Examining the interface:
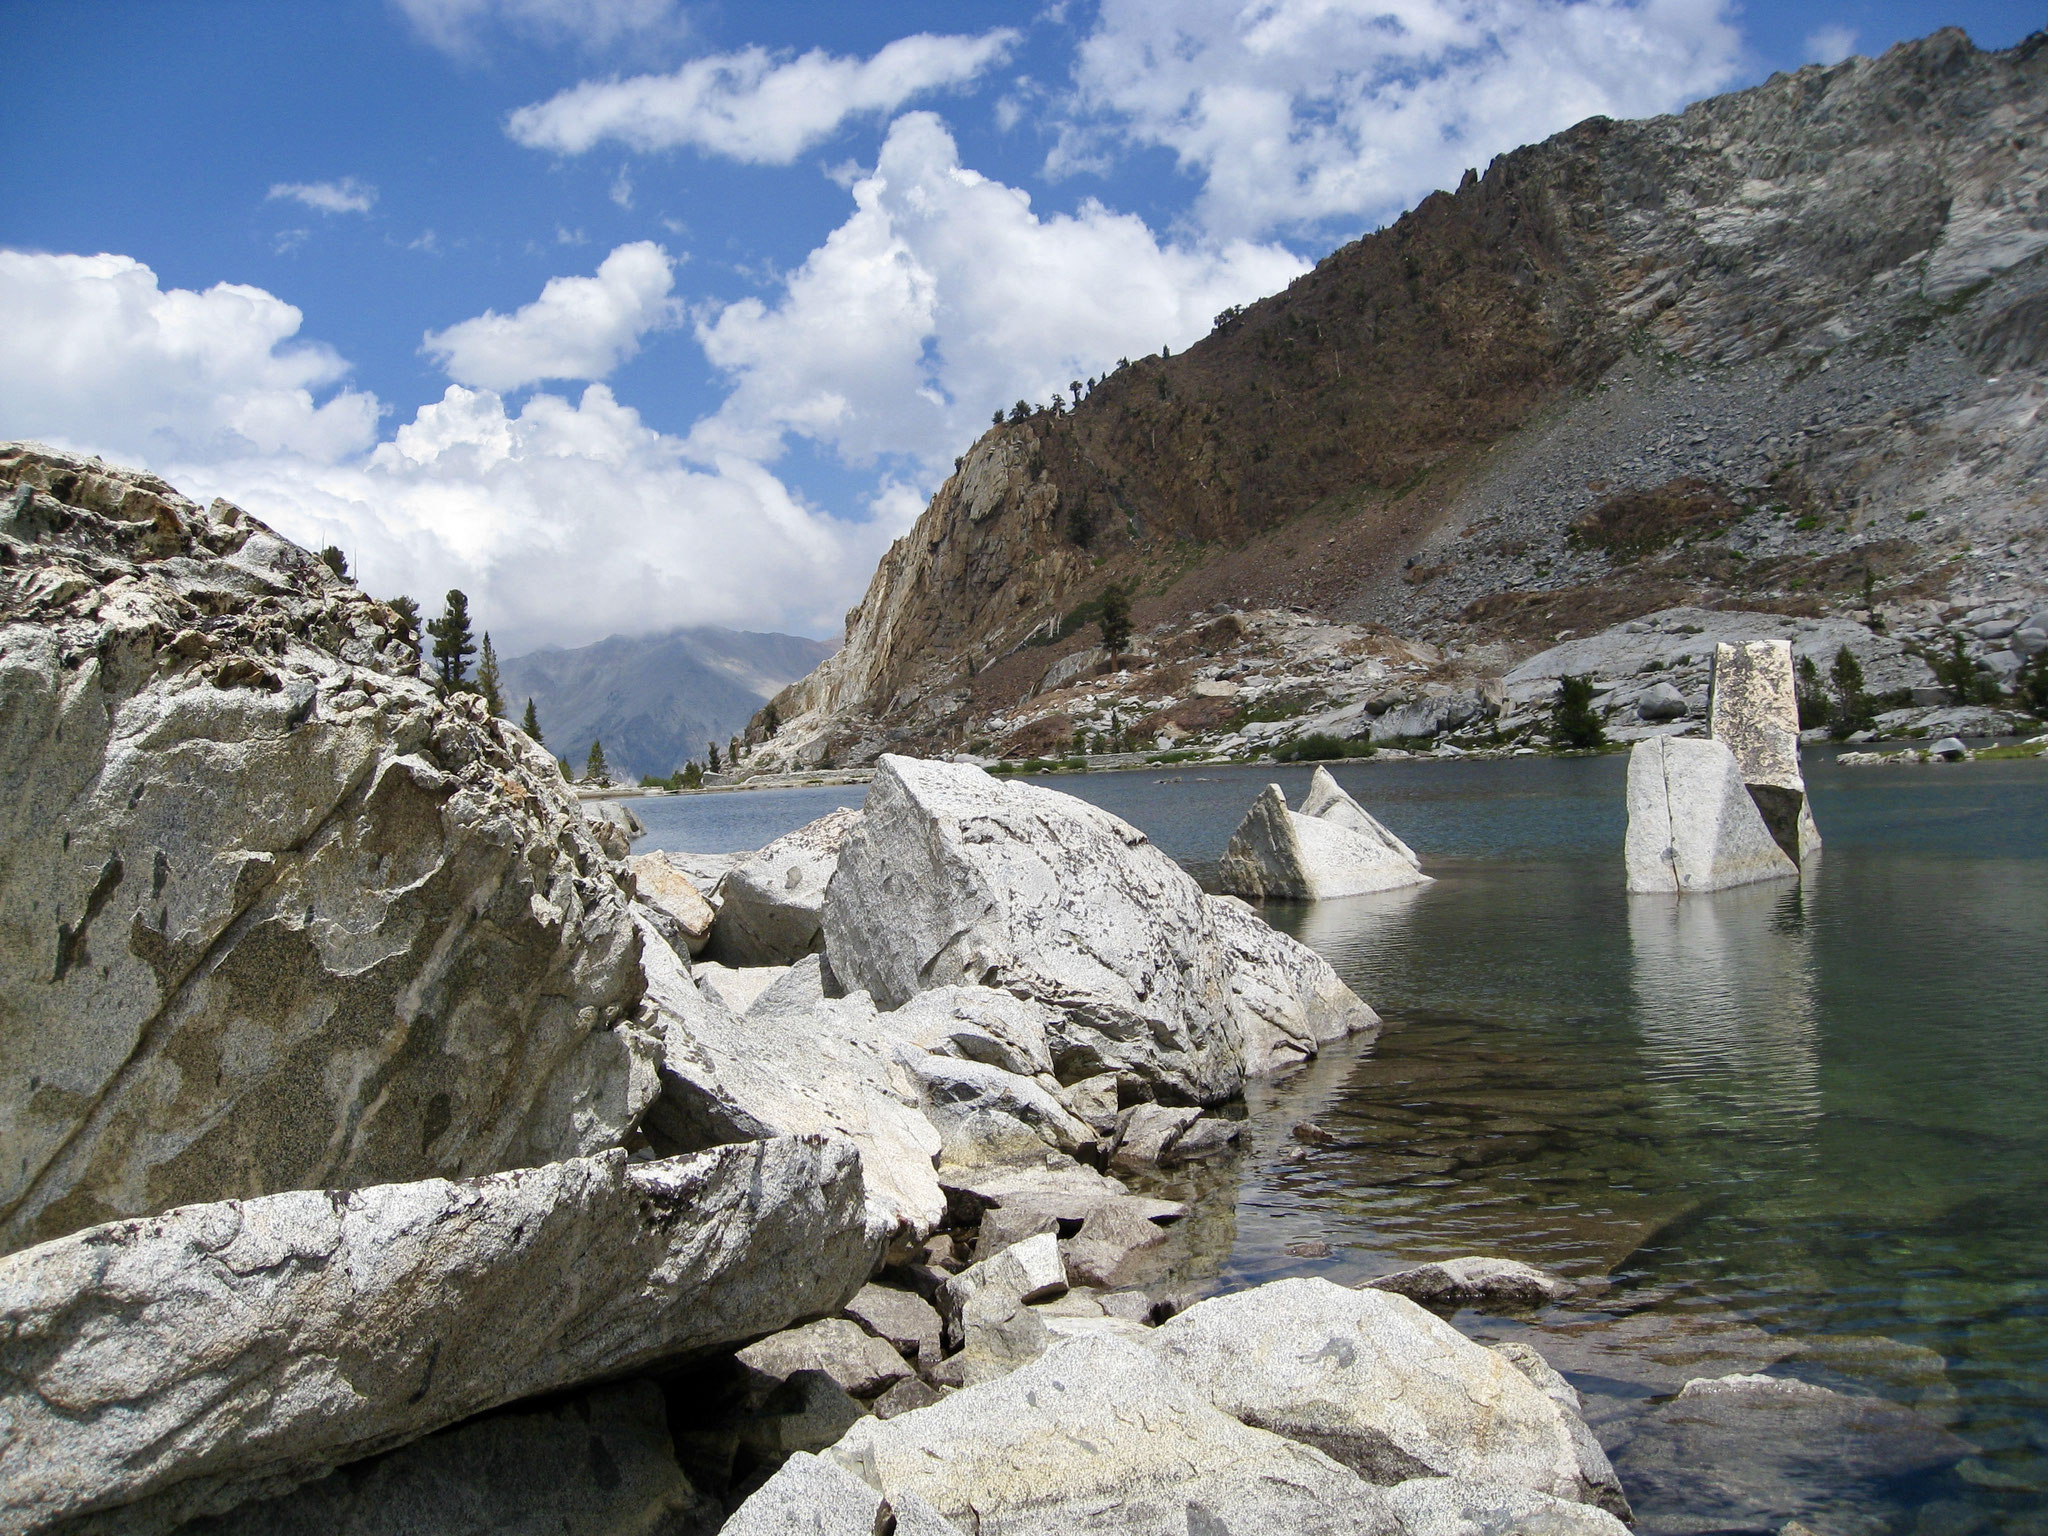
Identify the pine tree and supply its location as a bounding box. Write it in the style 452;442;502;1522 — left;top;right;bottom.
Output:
1795;655;1833;731
386;595;421;649
521;697;544;745
1829;645;1871;738
426;590;477;692
1552;675;1606;751
585;739;609;784
707;740;722;773
476;633;504;716
318;545;348;579
1099;583;1132;654
729;734;741;765
762;701;781;737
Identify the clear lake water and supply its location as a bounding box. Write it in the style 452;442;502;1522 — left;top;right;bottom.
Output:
638;754;2048;1534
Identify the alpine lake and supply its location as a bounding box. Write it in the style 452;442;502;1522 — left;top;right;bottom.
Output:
635;751;2048;1535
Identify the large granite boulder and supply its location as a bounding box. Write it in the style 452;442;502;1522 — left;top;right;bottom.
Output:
637;933;947;1244
1624;737;1799;894
0;447;652;1256
824;756;1375;1103
1207;893;1380;1075
1147;1278;1627;1514
1301;765;1423;867
0;1135;880;1534
1218;781;1431;901
172;1379;721;1536
708;806;862;965
825;1333;1404;1535
1706;640;1820;862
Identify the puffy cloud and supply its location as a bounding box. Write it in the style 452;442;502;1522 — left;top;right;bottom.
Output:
422;240;679;390
1805;25;1857;64
178;385;892;649
0;246;900;651
1063;0;1744;239
392;0;686;54
267;177;377;215
506;31;1018;161
0;250;380;464
690;112;1307;471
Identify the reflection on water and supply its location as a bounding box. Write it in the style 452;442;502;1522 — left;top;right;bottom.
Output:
1627;881;1821;1132
647;755;2048;1531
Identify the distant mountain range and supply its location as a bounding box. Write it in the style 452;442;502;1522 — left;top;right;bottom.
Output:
500;627;835;781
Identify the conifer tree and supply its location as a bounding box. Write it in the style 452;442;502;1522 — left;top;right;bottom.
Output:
1552;674;1606;751
318;545;348;579
707;740;722;773
476;633;504;716
1099;583;1133;654
386;595;421;649
585;739;609;784
427;590;477;692
521;697;544;744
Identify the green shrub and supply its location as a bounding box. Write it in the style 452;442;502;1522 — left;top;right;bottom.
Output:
1273;734;1374;762
1551;674;1606;751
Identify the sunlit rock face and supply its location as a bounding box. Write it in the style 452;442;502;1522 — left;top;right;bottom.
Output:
0;445;655;1255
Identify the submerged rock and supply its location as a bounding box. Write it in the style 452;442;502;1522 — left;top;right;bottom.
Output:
1624;737;1799;894
0;446;652;1257
1218;779;1431;901
0;1136;879;1534
1365;1256;1576;1310
708;806;862;966
1706;640;1820;862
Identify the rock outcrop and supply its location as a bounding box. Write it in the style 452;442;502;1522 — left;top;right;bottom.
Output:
1365;1255;1576;1309
707;806;862;965
628;851;716;955
1624;736;1800;894
825;1333;1405;1534
823;756;1379;1104
0;446;651;1256
637;932;947;1245
1707;640;1821;863
0;1136;879;1533
1218;773;1431;900
748;32;2048;767
1149;1279;1628;1514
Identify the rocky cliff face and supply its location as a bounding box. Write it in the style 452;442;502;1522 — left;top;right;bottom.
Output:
0;445;654;1254
756;29;2048;768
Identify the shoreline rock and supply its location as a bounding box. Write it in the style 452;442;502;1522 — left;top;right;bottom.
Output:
0;1136;880;1534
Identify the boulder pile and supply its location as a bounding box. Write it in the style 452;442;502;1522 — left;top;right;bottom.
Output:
0;447;1437;1533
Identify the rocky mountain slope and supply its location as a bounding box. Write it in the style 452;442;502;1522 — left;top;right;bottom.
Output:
752;28;2048;769
501;626;833;780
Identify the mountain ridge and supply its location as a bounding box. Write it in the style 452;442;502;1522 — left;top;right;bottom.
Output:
748;27;2048;769
501;626;833;780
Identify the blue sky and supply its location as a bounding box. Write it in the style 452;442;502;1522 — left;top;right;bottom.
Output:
0;0;2035;651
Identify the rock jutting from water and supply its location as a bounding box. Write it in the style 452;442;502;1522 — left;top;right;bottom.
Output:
1218;766;1432;901
1707;639;1821;863
1625;736;1800;894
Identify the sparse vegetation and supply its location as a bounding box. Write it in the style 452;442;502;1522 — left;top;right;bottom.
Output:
1273;734;1374;762
1551;674;1606;751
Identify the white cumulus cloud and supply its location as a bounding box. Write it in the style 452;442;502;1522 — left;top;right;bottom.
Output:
690;111;1308;472
0;247;901;651
1062;0;1744;239
506;31;1018;161
0;250;380;464
267;177;378;215
421;240;679;391
1804;25;1857;64
392;0;686;54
